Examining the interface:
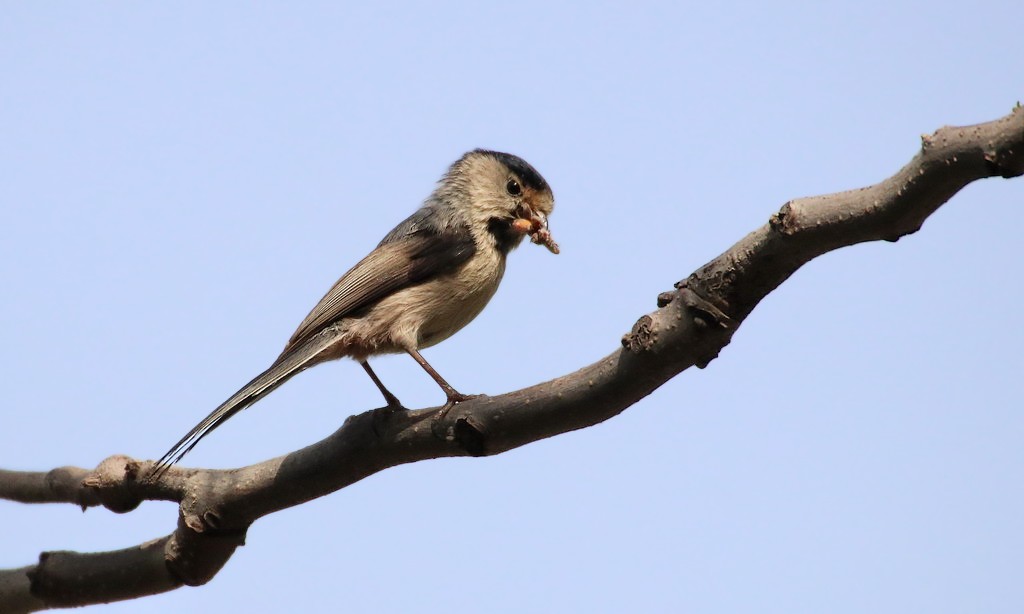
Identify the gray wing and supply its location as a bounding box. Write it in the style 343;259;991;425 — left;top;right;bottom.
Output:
282;216;476;355
148;210;476;478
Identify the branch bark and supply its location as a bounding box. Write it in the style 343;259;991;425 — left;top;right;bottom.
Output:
2;106;1022;611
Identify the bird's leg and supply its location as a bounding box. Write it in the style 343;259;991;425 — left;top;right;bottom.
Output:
360;360;403;408
362;360;405;438
405;348;476;409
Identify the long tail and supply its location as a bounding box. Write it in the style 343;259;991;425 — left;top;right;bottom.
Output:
148;330;340;480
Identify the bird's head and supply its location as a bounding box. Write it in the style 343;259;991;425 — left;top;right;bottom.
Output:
440;149;559;254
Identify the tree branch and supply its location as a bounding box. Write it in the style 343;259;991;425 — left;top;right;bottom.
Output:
2;106;1021;611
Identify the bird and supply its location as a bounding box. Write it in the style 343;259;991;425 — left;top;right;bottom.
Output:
149;149;558;478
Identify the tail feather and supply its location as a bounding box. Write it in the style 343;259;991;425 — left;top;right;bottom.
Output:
149;331;339;480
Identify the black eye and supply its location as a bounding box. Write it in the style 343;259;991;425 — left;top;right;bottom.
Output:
506;179;522;196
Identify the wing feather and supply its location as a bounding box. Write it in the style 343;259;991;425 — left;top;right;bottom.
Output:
282;219;475;355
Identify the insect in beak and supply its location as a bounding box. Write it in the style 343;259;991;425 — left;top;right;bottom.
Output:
512;208;559;254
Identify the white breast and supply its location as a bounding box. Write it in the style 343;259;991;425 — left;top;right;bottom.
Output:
335;245;507;357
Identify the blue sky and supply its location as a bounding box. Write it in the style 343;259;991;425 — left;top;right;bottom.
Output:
2;3;1022;612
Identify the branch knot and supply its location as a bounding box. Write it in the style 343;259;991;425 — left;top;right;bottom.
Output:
621;315;656;353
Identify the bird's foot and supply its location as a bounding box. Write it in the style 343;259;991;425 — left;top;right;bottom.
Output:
381;390;404;409
430;392;481;436
371;399;406;438
440;391;481;416
445;391;479;406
